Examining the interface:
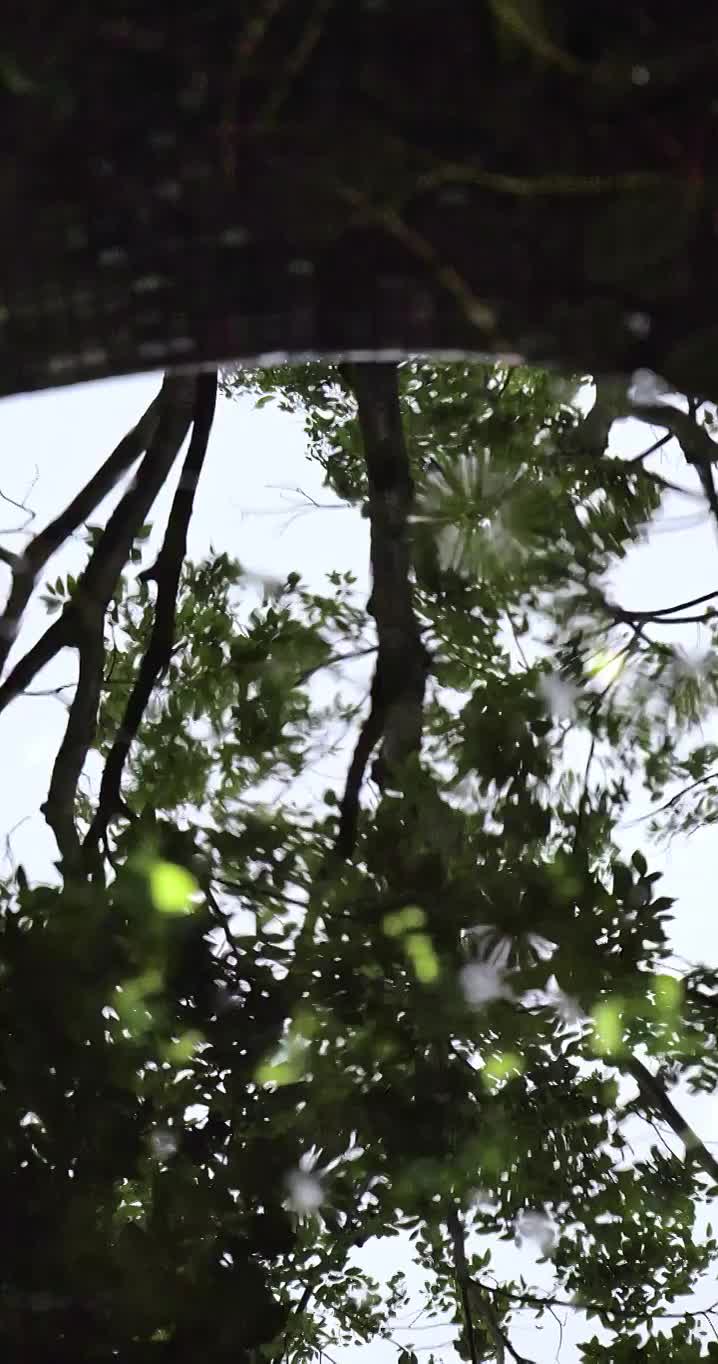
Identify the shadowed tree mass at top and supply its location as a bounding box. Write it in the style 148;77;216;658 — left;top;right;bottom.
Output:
0;2;717;396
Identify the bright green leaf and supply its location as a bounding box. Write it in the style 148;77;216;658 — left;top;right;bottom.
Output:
383;906;427;938
148;860;198;915
654;973;683;1016
404;932;440;984
163;1030;204;1065
481;1051;524;1090
591;999;625;1055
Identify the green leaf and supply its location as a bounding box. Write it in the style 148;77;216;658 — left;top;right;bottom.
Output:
591;999;625;1056
163;1030;204;1065
481;1052;524;1090
404;932;440;984
382;906;426;938
147;860;198;915
653;973;682;1016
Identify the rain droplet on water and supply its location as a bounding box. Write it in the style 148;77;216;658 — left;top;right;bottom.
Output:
514;1210;557;1255
287;258;315;276
150;1127;178;1160
628;368;671;405
538;672;578;720
624;311;651;338
460;962;511;1008
545;980;583;1024
286;1169;323;1214
220;227;250;248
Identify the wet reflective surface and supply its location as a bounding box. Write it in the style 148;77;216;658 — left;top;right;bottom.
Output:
1;360;718;1361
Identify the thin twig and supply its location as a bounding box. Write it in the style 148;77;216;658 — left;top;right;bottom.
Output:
627;1056;718;1185
0;482;36;529
573;732;597;854
506;606;530;670
294;644;377;690
636;466;704;501
256;0;334;128
626;432;672;465
629;769;718;825
698;461;718;539
629;402;718;467
0;384;163;681
475;1280;718;1328
607;586;718;625
24;682;76;697
334;182;495;334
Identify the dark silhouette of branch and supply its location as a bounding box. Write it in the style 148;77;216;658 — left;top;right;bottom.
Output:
635;611;710;624
683;394;718;535
626;432;672;465
84;372;217;854
569;382;718;476
24;682;75;697
626;1056;718;1187
0;470;38;532
0;614;74;714
448;1206;535;1364
0;383;163;680
35;377;196;867
559;411;666;468
43;628;106;867
334;363;428;859
568;716;718;1192
627;401;718;466
637;770;718;824
446;1206;479;1364
472;1281;718;1330
609;410;699;499
336;705;385;860
334;181;495;334
607;587;718;627
634;466;704;501
629;398;718;528
573;733;597;856
294;643;377;691
282;1177;380;1364
0;486;34;518
698;461;718;536
0;375;194;720
558;401;702;498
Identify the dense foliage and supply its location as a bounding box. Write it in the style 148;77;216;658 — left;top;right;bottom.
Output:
3;359;718;1361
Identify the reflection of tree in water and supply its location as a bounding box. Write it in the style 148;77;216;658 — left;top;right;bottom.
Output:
3;358;718;1359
